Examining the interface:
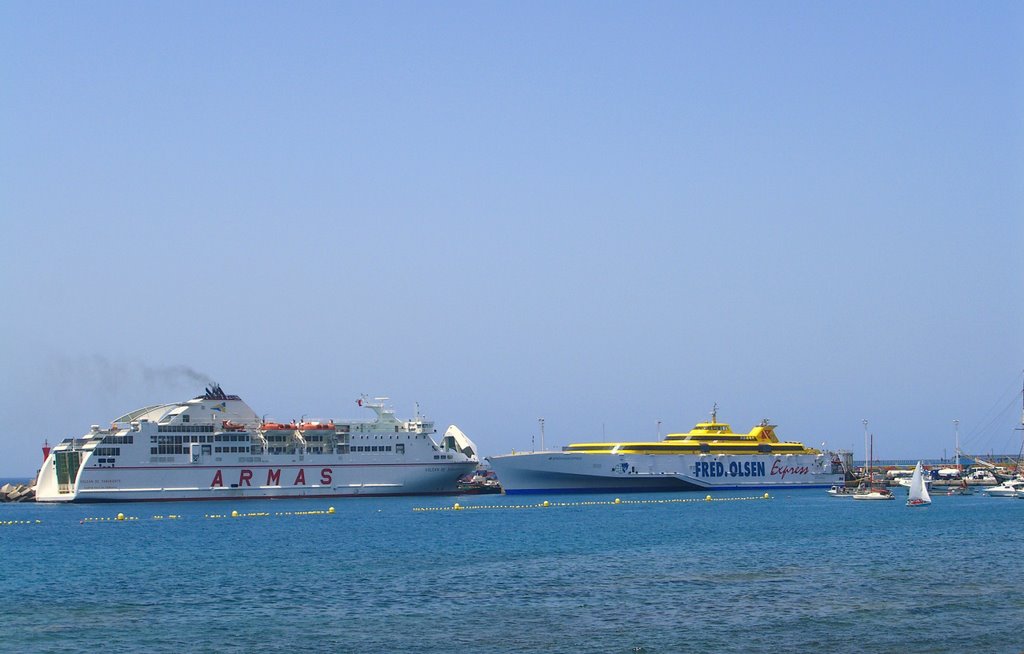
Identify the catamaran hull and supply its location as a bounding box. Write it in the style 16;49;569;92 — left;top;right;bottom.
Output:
487;451;842;495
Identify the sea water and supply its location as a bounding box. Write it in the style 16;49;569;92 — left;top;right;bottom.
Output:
1;486;1022;654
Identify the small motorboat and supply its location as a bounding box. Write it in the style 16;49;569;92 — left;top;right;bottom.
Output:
982;478;1024;497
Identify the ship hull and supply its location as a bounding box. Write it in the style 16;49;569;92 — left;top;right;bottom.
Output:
36;459;476;502
488;451;842;495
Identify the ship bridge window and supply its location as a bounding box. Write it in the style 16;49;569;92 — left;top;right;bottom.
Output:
102;434;134;445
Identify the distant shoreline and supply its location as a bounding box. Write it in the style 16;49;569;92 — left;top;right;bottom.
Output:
0;476;34;485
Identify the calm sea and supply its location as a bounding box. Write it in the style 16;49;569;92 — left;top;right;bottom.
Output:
1;484;1022;654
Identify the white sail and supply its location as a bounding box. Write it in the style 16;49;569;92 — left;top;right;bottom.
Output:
908;461;931;505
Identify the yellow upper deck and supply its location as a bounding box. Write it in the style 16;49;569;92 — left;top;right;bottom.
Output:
562;417;820;456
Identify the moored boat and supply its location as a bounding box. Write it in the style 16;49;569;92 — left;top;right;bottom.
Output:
35;385;479;502
851;433;895;501
850;488;894;501
827;485;854;497
487;405;849;495
981;478;1024;497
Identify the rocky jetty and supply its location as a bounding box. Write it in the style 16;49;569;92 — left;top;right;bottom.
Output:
1;482;35;502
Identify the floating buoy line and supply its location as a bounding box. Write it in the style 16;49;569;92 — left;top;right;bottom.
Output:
77;507;337;523
413;493;771;512
205;508;335;520
57;495;772;523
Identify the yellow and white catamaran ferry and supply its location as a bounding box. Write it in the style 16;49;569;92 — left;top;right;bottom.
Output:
487;405;849;495
35;385;480;502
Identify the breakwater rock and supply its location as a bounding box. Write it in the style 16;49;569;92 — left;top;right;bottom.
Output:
1;482;35;502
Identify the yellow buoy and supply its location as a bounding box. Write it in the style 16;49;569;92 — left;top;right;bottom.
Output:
328;506;335;514
542;500;550;507
116;512;125;521
705;495;712;502
231;510;239;518
763;492;770;499
614;498;621;504
453;503;461;511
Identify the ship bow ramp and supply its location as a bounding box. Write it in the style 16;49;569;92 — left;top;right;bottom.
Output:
442;425;479;461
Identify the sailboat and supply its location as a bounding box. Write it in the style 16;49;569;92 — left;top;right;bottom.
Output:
906;461;931;507
981;377;1024;496
852;433;895;501
967;376;1024;491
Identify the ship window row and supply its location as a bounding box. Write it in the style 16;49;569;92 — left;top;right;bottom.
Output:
433;454;454;460
351;446;392;452
215;447;249;453
356;434;419;440
94;458;116;464
102;435;134;444
94;447;121;457
152;445;186;455
215;434;250;442
152;435;220;445
158;425;215;433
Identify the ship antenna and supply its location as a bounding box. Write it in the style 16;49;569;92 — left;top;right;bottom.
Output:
711;403;718;423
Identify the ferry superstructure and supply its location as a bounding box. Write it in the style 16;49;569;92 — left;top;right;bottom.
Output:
35;385;479;502
487;406;849;494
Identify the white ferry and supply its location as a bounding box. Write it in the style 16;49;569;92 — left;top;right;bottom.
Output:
487;406;850;495
35;385;480;502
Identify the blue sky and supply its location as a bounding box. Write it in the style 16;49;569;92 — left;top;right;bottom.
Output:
2;2;1022;476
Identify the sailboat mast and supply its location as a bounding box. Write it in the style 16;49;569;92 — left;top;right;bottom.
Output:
954;419;960;472
1016;378;1024;475
869;433;873;488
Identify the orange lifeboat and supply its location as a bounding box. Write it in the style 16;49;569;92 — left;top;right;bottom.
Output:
221;420;248;432
261;421;297;431
299;421;335;431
